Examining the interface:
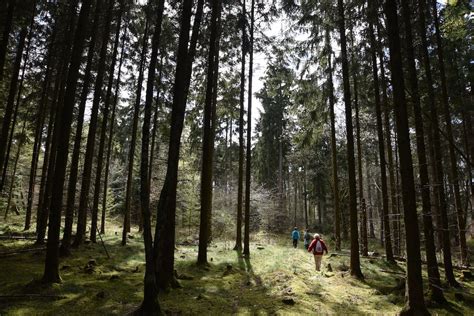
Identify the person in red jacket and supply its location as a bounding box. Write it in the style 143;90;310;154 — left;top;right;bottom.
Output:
307;233;328;271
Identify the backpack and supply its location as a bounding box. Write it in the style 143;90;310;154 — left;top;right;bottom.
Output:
314;240;322;254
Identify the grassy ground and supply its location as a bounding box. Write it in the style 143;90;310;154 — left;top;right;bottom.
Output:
0;219;473;315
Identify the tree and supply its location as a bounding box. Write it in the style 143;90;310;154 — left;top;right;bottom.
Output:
431;0;468;266
325;25;341;251
383;0;429;313
154;0;204;290
337;0;362;279
36;0;79;245
198;0;222;265
418;0;459;287
136;0;167;310
24;25;57;231
102;8;127;235
367;0;393;263
349;25;366;257
42;0;93;284
400;0;445;303
90;2;124;243
123;17;149;244
234;0;246;251
61;0;102;254
0;26;27;192
243;0;255;258
73;0;115;247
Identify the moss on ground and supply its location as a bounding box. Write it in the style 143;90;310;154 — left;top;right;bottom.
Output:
0;222;473;315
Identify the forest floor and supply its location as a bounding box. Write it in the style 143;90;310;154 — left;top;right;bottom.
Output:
0;219;474;315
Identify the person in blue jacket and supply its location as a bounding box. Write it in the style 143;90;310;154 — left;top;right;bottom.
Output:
291;227;300;248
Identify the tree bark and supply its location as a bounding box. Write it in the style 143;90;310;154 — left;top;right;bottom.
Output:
5;120;27;220
37;1;79;245
376;24;400;257
42;0;92;284
198;0;221;265
153;0;202;290
61;0;101;254
431;0;467;267
243;0;255;258
338;0;363;278
73;0;115;247
368;2;394;262
24;26;57;231
148;55;164;198
350;27;366;257
400;0;446;303
234;0;246;251
90;2;123;243
418;0;459;287
383;0;429;313
102;13;127;235
123;19;149;243
325;26;341;250
0;26;27;192
35;69;60;243
1;4;35;191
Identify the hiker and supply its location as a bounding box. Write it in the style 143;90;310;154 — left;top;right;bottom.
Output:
308;233;328;271
304;228;312;250
291;227;300;248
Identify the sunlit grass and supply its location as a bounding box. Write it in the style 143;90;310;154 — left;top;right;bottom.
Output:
0;219;473;315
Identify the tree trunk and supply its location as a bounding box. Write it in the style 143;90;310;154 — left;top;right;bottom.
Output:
234;0;246;251
243;0;255;258
148;55;164;197
418;0;459;287
102;14;126;235
376;24;400;257
73;0;115;247
5;120;27;220
368;2;394;262
350;27;366;257
381;84;400;256
90;2;123;243
294;176;298;227
303;168;308;229
136;0;167;311
1;5;35;191
431;0;467;266
338;0;363;279
0;26;27;191
0;0;15;81
197;0;221;265
25;27;57;231
61;0;101;254
153;0;202;290
383;0;429;313
366;159;375;238
400;0;445;303
37;1;79;244
35;71;59;242
325;26;341;251
123;19;149;243
42;0;92;284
